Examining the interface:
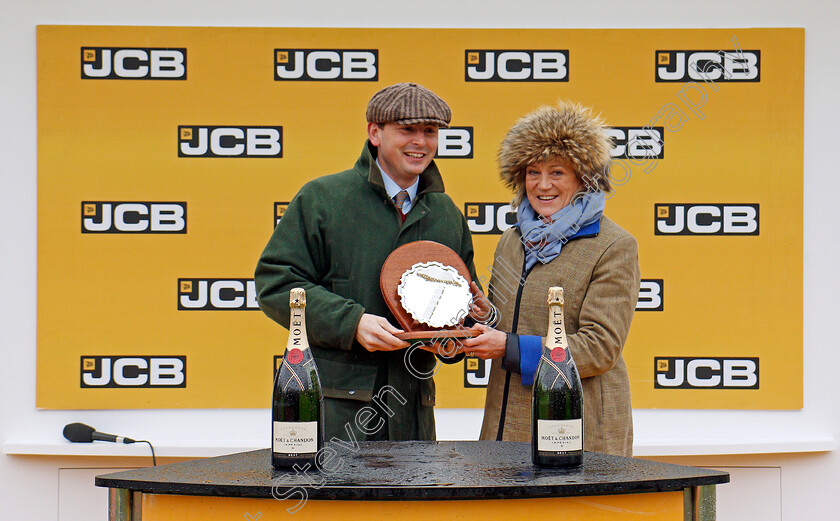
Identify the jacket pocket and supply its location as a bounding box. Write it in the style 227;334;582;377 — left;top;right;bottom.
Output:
317;356;377;402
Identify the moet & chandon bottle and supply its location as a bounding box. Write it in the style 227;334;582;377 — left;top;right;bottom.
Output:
272;288;324;468
531;287;584;467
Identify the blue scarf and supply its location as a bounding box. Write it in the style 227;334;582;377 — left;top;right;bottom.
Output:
517;192;605;271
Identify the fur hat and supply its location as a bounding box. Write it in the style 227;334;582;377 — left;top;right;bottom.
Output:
498;100;612;208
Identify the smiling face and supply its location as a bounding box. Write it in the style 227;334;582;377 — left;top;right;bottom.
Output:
368;122;439;188
524;158;583;218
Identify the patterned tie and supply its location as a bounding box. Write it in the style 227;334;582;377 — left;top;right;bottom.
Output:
393;190;409;222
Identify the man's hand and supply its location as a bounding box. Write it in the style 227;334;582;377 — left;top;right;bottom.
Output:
355;313;410;352
461;323;507;360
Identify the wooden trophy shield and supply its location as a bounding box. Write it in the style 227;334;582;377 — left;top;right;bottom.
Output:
380;241;476;347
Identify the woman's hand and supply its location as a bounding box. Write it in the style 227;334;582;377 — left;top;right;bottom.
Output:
468;281;494;324
461;323;507;360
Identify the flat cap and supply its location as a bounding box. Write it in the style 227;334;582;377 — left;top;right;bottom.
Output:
366;82;451;127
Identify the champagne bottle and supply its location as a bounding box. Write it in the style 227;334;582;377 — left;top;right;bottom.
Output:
272;288;324;468
531;287;584;467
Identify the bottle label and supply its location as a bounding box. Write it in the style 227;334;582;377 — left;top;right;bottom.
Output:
537;419;582;452
273;421;317;454
550;347;567;363
286;348;304;365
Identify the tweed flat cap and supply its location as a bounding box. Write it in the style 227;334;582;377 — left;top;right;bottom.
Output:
366;83;451;127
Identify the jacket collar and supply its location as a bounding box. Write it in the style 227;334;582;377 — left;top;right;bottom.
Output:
356;140;446;199
571;218;600;239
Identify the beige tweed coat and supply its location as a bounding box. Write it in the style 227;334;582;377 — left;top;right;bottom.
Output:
479;215;640;457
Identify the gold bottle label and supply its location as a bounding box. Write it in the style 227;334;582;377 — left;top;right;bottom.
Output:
546;287;569;356
286;288;310;355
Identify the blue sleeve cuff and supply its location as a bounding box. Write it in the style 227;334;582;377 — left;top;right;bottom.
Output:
519;335;543;386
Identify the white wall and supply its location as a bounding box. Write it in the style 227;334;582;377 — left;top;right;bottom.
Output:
3;1;839;520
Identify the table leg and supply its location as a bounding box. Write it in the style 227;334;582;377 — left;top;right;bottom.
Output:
109;488;142;521
684;485;716;521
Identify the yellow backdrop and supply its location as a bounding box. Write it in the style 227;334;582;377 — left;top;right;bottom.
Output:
37;26;803;409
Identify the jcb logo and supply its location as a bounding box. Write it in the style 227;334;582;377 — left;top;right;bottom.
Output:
655;50;760;82
178;126;282;158
655;204;759;235
274;202;290;227
274;49;378;81
435;127;474;158
464;356;492;388
81;47;186;80
608;127;664;159
637;279;664;311
654;357;759;389
81;202;186;233
464;203;516;235
178;278;259;310
81;356;186;388
465;50;568;81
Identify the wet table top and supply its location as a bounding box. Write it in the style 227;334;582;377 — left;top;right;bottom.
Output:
96;441;728;500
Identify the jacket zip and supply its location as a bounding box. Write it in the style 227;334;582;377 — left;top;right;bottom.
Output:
496;259;531;440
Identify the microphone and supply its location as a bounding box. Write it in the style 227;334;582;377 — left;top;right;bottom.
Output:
63;422;136;444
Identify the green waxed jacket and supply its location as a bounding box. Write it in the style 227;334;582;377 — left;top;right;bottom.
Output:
255;141;478;441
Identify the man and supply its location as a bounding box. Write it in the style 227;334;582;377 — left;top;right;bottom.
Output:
255;83;479;442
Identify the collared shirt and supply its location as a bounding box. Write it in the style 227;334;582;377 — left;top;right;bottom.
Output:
376;158;419;214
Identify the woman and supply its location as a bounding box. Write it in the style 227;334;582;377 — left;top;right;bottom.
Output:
463;101;640;456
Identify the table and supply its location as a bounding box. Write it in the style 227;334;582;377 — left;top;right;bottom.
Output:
96;441;728;520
